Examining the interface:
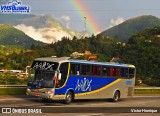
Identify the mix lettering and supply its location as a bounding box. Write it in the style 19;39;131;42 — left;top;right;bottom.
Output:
32;62;55;71
75;78;92;92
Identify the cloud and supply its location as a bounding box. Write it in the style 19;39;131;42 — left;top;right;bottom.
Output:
61;15;71;22
108;17;125;28
0;0;10;5
61;15;71;28
14;24;44;42
14;24;72;43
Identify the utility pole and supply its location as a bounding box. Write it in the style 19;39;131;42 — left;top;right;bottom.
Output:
84;17;86;38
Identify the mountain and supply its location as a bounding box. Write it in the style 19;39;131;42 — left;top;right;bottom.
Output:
0;24;45;48
0;14;82;43
99;15;160;42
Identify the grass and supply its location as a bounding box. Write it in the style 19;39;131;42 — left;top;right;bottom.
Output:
0;88;26;95
134;89;160;94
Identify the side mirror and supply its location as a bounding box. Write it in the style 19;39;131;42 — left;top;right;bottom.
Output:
58;73;62;80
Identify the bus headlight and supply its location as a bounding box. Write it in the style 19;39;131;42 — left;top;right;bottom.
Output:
45;91;53;94
26;88;31;95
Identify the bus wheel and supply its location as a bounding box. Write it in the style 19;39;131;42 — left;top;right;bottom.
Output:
112;90;120;102
64;91;73;104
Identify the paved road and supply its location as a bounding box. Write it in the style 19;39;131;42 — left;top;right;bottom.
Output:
0;95;159;116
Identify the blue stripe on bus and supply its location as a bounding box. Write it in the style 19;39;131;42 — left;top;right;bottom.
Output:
54;76;118;95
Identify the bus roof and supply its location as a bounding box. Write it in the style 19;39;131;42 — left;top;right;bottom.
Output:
70;59;135;68
34;57;70;63
34;57;135;68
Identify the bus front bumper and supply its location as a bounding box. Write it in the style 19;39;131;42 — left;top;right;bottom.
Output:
26;89;66;100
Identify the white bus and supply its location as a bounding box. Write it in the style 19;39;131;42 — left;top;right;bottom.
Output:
26;57;135;104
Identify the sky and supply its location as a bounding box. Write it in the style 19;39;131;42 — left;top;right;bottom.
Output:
2;0;160;34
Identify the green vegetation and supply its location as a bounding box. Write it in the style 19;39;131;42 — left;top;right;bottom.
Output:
0;74;27;85
0;26;159;86
0;14;82;38
0;16;160;87
0;24;44;49
47;35;117;61
0;44;55;70
124;27;160;86
45;27;160;86
0;88;26;95
0;45;25;53
100;15;160;42
134;89;160;94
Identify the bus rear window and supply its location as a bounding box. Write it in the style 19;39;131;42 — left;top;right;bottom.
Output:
120;68;135;78
129;68;135;78
120;68;128;78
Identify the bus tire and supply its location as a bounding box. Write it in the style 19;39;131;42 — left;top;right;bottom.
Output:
64;91;73;104
112;90;120;102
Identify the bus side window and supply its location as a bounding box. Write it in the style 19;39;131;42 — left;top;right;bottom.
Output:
102;67;107;76
115;67;119;77
86;65;92;75
92;65;101;76
110;67;114;76
129;68;134;78
70;63;80;75
75;64;80;75
102;66;110;76
79;64;92;76
70;64;76;75
81;65;87;75
110;67;118;77
97;66;101;76
92;66;97;75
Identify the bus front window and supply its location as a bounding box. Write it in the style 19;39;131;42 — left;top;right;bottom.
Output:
28;69;56;88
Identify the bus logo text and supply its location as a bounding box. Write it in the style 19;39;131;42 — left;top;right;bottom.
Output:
1;0;30;13
32;62;54;71
75;78;92;92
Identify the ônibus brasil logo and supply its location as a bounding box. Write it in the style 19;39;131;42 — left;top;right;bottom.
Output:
0;0;30;13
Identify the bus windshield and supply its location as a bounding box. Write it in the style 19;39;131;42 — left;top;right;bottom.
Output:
28;69;56;88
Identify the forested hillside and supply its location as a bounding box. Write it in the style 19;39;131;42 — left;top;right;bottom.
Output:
0;14;82;43
121;27;160;86
45;27;160;86
100;15;160;42
0;24;44;48
0;26;159;86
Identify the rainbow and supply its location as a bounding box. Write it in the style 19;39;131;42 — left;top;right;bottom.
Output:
69;0;100;34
